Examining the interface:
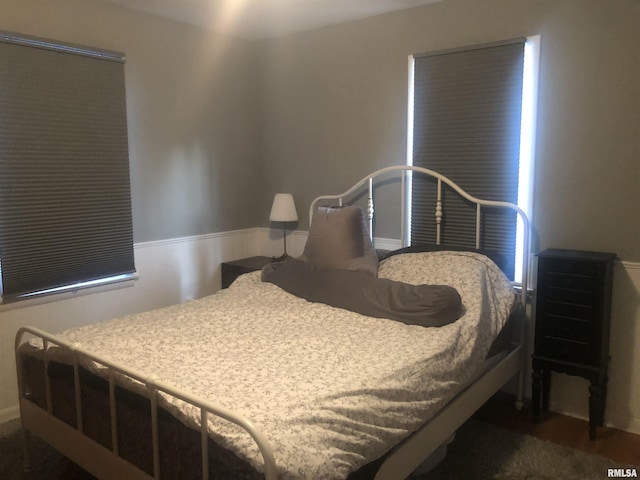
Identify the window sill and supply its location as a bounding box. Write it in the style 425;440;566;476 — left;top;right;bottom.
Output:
0;273;139;312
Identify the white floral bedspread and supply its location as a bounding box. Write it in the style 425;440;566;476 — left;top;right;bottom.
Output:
47;251;515;479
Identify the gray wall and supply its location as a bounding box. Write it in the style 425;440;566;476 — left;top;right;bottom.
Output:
258;0;640;261
2;0;262;243
2;0;639;262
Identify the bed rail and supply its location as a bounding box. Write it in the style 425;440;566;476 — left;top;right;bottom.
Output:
15;326;278;480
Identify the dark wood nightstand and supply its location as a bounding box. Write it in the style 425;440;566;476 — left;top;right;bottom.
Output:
221;256;272;289
531;248;616;439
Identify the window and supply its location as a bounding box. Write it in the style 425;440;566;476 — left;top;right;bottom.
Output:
0;31;136;303
407;37;539;282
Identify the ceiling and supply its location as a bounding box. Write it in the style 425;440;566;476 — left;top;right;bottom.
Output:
98;0;442;40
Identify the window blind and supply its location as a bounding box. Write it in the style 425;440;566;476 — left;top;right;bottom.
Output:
410;39;525;280
0;31;135;301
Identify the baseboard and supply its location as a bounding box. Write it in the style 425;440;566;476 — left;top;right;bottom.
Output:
549;404;640;436
0;405;20;423
606;412;640;436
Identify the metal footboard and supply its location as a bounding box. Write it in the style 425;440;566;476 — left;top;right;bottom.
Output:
15;326;278;480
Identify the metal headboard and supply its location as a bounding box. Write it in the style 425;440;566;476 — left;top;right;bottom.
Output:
309;164;531;301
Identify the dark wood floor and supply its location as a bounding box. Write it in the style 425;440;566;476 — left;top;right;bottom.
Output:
473;394;640;467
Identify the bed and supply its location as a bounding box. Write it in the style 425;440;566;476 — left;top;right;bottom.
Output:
15;165;531;479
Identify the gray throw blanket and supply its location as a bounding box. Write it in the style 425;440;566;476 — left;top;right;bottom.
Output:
261;259;462;327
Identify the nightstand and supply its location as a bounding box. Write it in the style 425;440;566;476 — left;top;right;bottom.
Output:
221;256;272;289
531;248;616;439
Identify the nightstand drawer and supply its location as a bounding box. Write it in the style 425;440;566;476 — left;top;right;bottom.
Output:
544;272;596;291
540;336;592;364
544;286;594;306
541;258;599;276
543;300;594;321
537;315;592;343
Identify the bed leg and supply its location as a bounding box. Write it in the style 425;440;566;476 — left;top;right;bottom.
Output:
21;427;32;473
515;362;525;411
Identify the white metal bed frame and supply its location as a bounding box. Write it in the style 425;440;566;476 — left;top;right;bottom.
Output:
15;165;530;480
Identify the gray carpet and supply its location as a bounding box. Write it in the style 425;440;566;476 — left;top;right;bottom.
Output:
424;419;632;480
0;417;633;479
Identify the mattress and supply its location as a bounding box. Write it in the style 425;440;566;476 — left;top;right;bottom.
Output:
19;251;516;479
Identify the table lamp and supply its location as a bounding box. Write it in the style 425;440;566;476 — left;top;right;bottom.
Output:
269;193;298;261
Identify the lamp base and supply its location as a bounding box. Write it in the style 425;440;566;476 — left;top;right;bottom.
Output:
271;253;290;263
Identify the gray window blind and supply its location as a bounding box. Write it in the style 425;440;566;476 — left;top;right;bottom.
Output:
410;39;525;280
0;31;135;301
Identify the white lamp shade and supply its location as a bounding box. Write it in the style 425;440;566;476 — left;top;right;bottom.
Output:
269;193;298;222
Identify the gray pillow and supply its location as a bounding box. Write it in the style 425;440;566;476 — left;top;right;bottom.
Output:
300;205;378;276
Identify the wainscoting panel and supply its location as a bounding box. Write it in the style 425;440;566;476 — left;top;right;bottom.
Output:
2;229;638;436
0;228;261;417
